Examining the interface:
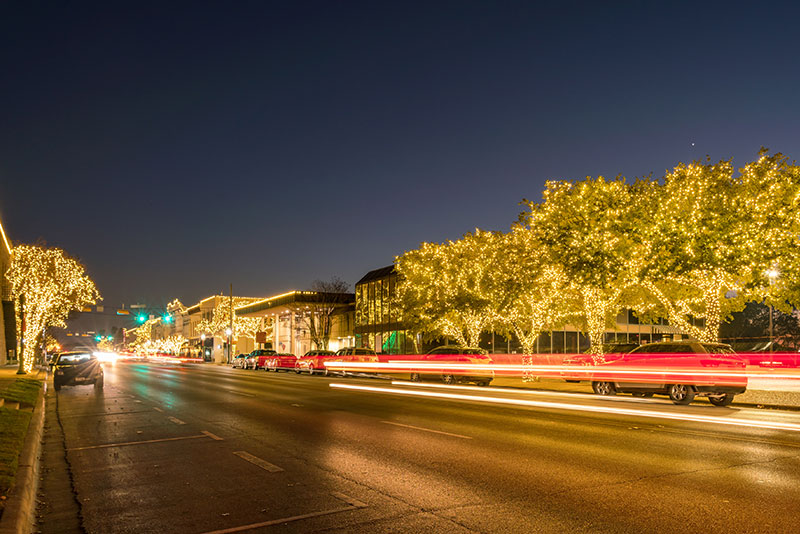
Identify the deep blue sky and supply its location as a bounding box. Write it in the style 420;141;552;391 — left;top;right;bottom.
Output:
2;1;799;308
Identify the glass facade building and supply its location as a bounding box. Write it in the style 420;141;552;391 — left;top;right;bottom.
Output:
354;265;412;354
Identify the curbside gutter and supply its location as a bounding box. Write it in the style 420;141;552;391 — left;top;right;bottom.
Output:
0;380;46;534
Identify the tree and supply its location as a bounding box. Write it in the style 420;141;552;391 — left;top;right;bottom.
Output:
196;298;272;343
520;176;645;359
5;245;100;371
634;152;800;342
291;277;351;350
492;226;569;355
396;230;501;348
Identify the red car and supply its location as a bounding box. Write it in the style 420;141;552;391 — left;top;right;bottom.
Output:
585;341;747;406
332;347;379;376
407;346;494;386
265;353;298;372
295;350;337;375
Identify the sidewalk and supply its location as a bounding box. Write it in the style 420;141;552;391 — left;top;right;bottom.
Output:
489;376;800;410
0;364;47;534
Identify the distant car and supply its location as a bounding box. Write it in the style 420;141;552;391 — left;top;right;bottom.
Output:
586;341;747;405
408;346;494;386
232;353;248;368
295;350;337;375
265;353;299;372
244;349;277;370
51;351;104;392
332;347;379;376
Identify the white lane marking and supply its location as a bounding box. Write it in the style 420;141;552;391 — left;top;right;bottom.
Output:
225;389;255;397
199;497;367;534
381;421;472;440
168;416;186;425
134;400;143;403
331;491;368;508
332;383;800;434
67;434;209;451
201;430;224;441
233;451;284;472
153;406;164;412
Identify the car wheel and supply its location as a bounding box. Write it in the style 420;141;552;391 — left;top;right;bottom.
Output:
708;393;734;406
477;380;491;387
410;373;421;382
308;365;316;376
295;366;301;374
94;375;104;390
442;374;457;385
592;381;616;396
668;384;695;405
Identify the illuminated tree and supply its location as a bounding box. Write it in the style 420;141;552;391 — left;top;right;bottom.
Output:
290;277;351;350
397;230;501;348
197;298;272;344
634;152;800;342
6;245;100;371
492;226;569;356
520;176;645;358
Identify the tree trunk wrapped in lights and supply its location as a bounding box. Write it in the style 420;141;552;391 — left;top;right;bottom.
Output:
6;245;100;372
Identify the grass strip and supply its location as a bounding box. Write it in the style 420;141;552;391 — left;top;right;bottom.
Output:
0;378;42;406
0;407;32;499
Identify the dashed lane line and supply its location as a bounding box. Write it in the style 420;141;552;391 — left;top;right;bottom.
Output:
168;416;186;425
381;420;473;440
233;451;284;472
153;406;164;412
199;493;367;534
66;432;221;451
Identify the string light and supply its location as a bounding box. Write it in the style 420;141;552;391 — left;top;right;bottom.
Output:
6;245;100;371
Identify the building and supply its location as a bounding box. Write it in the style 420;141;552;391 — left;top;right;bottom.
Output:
354;266;412;354
0;217;14;364
355;264;684;355
236;290;355;356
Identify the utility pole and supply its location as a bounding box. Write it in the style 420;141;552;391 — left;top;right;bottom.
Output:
228;284;233;364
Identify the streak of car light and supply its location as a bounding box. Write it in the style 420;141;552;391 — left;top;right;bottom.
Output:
322;361;800;380
389;380;660;403
329;383;800;433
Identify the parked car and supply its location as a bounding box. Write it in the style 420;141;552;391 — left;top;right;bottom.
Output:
265;353;299;372
295;350;337;375
51;351;104;392
586;341;747;405
333;347;379;376
232;353;248;368
244;349;277;370
409;346;494;386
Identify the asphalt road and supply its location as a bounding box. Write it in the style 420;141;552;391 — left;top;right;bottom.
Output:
37;361;800;533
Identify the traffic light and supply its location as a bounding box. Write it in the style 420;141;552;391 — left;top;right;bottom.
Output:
137;315;146;323
95;335;102;342
163;314;173;323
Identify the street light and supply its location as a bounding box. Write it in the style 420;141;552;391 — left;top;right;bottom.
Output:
766;269;779;354
225;328;233;364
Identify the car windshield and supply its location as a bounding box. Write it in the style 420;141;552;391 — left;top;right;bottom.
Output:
57;353;92;365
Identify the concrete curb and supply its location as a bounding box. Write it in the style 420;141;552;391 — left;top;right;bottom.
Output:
0;379;46;534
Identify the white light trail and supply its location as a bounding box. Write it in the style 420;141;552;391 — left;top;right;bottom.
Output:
330;383;800;433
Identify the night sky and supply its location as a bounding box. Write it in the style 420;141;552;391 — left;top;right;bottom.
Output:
2;1;799;308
